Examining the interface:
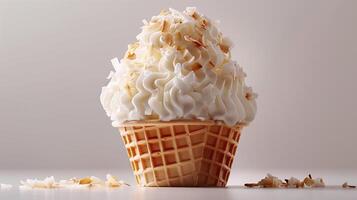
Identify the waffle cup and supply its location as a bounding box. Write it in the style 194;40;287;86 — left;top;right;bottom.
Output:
118;120;243;187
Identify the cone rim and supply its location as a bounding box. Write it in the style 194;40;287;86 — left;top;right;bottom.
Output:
115;119;245;128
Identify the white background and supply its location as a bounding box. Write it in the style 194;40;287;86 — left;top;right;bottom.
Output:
1;0;357;172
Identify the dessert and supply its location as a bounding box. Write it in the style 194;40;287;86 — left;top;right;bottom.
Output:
100;7;257;187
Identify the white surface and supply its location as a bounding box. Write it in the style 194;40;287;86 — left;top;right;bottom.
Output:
1;169;356;200
1;0;357;170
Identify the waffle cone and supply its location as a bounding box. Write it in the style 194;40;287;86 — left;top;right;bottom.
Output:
118;120;243;187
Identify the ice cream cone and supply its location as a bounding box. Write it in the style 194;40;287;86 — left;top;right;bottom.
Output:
118;120;243;187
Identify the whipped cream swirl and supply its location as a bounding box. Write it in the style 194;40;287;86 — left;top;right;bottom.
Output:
100;7;257;127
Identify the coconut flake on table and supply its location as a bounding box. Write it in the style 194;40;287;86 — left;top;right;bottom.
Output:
244;173;327;188
258;173;284;188
303;174;325;188
105;174;129;187
0;183;13;190
19;175;129;189
285;177;304;188
342;182;356;188
20;176;59;189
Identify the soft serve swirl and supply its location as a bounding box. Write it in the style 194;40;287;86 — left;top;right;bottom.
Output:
100;7;257;127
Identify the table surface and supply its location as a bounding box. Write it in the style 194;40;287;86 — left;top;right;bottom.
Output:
1;169;356;200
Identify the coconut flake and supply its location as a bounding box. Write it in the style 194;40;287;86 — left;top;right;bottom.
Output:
111;57;121;71
258;174;284;188
20;176;59;189
342;182;356;188
105;174;129;187
0;183;13;190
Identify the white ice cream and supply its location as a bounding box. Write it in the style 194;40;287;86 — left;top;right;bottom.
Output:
100;7;257;127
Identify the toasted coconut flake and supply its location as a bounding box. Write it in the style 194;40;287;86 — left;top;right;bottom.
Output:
125;42;139;60
106;174;120;187
303;174;325;188
258;174;284;188
311;178;325;187
285;177;303;188
303;177;314;187
161;33;173;46
208;61;215;68
58;176;103;189
342;182;356;188
245;87;257;100
219;43;229;54
174;31;182;41
126;52;136;60
161;20;170;32
184;7;201;21
105;174;130;187
124;83;133;97
200;19;209;29
244;183;259;188
342;182;348;188
184;35;205;48
245;173;329;189
191;63;202;71
245;93;253;100
90;176;104;185
79;177;92;185
191;12;200;20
